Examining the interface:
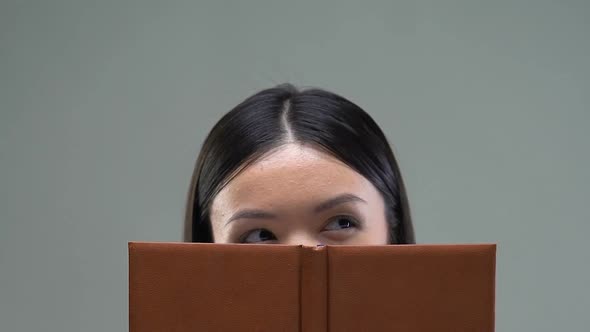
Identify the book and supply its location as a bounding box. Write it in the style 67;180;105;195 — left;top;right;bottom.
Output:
129;242;495;332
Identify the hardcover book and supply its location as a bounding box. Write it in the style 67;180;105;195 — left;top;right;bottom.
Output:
129;242;495;332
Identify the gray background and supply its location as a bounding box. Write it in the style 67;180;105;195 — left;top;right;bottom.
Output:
1;0;588;331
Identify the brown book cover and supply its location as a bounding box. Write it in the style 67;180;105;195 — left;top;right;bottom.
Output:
129;242;496;332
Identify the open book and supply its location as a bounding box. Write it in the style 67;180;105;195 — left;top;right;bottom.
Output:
129;242;495;332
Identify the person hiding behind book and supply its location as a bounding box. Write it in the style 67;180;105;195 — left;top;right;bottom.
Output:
184;84;415;245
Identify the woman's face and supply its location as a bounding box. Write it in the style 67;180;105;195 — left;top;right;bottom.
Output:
209;144;389;245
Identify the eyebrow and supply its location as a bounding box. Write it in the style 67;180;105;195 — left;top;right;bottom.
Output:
313;193;367;213
224;193;367;227
224;210;278;226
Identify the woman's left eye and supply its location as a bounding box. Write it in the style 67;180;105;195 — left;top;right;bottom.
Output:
322;216;359;231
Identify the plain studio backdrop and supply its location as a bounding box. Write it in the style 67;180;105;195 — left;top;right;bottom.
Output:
1;0;588;331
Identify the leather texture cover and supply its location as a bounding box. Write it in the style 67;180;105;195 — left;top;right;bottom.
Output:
129;242;301;331
327;244;496;332
129;242;495;332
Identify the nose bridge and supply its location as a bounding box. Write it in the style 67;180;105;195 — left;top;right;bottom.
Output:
283;231;320;246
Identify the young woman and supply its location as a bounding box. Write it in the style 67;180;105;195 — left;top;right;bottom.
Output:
184;84;415;245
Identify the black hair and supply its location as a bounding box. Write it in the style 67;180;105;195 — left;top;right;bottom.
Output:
184;84;415;244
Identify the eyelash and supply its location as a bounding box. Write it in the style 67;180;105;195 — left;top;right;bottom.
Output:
237;215;362;243
238;228;275;244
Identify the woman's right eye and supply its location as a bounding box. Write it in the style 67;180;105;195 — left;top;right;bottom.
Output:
240;228;277;244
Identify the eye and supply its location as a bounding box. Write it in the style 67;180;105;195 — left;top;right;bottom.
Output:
322;215;360;232
239;228;277;244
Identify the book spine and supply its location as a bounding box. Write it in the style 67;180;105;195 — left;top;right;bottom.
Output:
300;245;328;332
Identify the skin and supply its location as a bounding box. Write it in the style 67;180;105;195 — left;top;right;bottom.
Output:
210;143;389;245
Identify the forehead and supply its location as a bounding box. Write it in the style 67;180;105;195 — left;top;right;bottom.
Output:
211;144;375;211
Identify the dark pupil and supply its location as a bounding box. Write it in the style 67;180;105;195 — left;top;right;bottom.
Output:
338;218;351;228
259;229;274;241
